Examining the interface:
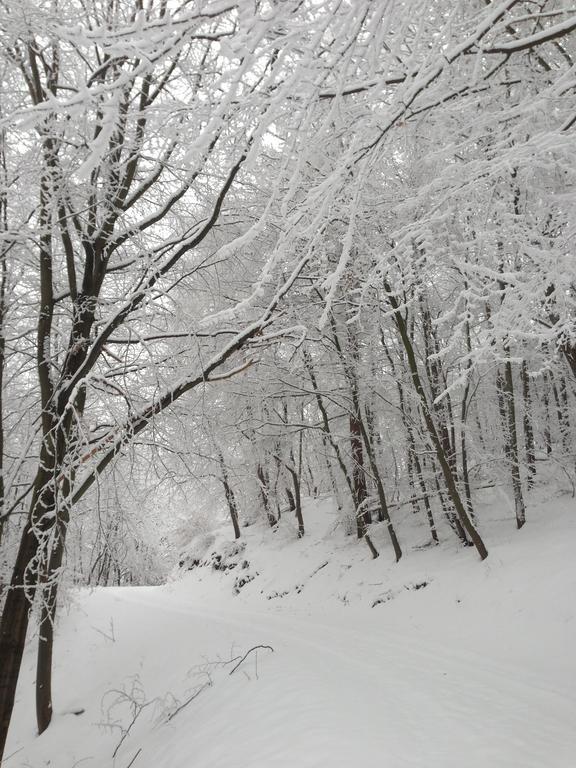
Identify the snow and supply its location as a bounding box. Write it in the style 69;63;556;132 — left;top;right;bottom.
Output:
6;490;576;768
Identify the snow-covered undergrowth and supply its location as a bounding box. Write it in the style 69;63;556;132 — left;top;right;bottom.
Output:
6;487;576;768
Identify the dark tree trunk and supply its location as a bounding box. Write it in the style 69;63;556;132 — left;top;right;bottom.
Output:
257;464;276;527
287;466;305;538
421;300;456;475
397;363;438;541
429;458;468;545
0;521;39;758
35;480;72;731
414;449;439;544
559;374;571;454
542;375;552;455
285;485;296;512
460;427;475;523
218;450;241;539
303;349;357;510
357;411;401;561
460;304;476;521
502;360;526;529
350;409;371;538
496;370;511;462
384;282;488;560
327;321;372;538
0;452;56;755
521;361;536;488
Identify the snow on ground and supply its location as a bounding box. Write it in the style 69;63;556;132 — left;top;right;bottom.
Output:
5;486;576;768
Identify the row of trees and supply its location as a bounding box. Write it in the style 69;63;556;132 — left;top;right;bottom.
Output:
1;0;575;761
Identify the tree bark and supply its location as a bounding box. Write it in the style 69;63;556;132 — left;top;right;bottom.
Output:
257;464;277;528
357;410;401;561
0;450;57;755
383;281;488;560
287;465;305;538
303;349;357;510
521;361;536;488
383;335;438;543
502;360;526;529
218;450;241;540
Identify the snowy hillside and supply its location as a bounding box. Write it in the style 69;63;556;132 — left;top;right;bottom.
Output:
6;491;576;768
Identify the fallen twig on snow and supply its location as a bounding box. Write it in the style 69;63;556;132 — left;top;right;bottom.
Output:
228;645;274;676
125;748;142;767
166;682;212;722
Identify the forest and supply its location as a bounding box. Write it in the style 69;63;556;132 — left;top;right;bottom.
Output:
0;1;575;765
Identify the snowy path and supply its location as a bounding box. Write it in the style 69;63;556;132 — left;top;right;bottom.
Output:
9;583;571;768
122;591;576;768
7;503;576;768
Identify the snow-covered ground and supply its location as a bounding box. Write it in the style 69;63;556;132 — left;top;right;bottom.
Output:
6;489;576;768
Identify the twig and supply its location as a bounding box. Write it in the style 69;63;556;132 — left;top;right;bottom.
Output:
125;749;142;767
91;618;115;643
228;645;274;676
112;699;155;758
167;682;212;721
206;359;255;382
1;746;23;764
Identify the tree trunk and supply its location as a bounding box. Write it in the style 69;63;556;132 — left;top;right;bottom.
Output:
257;464;276;527
414;448;439;544
36;569;59;733
328;320;372;538
350;408;371;538
303;349;357;510
0;522;39;757
395;355;438;542
542;375;552;456
357;411;401;561
0;455;56;756
558;374;571;455
502;360;526;529
460;425;475;522
36;496;71;735
384;282;488;560
218;449;241;539
521;361;536;488
460;302;476;521
287;466;305;538
429;457;469;545
496;370;511;461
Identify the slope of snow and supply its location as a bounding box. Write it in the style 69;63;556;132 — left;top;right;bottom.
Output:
5;489;576;768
